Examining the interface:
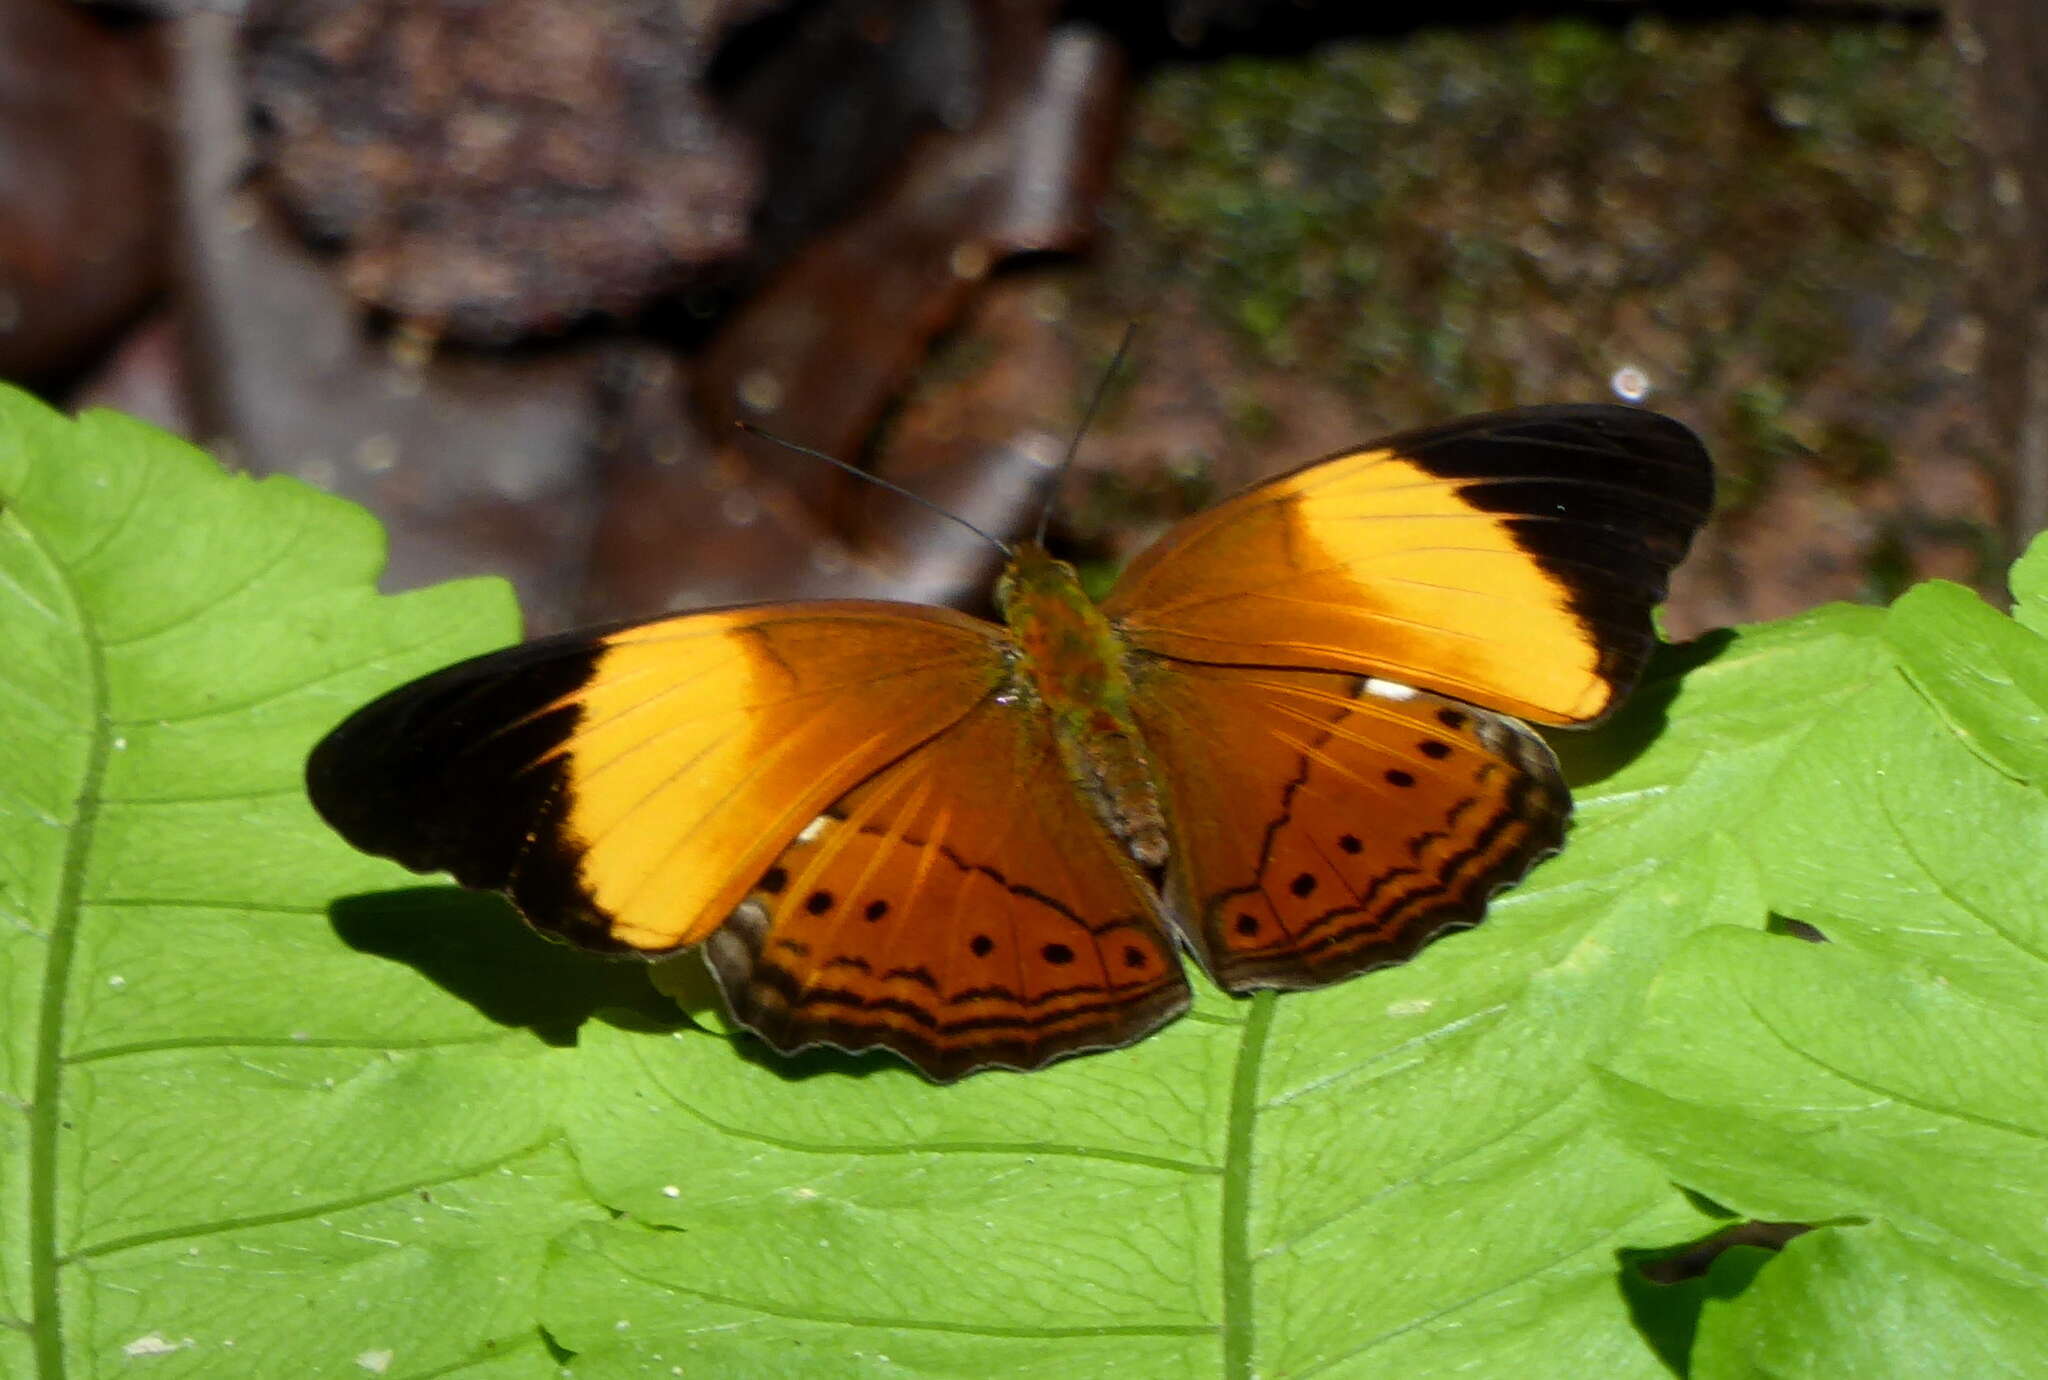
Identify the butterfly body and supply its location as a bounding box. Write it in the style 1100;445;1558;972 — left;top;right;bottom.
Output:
310;403;1714;1081
998;542;1170;870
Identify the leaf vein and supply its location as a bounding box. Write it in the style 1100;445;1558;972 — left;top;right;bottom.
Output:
65;1140;562;1263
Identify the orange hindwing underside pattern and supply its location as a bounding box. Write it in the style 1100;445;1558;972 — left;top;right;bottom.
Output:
1130;660;1570;991
703;696;1190;1081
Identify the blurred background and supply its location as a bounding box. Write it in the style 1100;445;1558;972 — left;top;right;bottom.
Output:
2;0;2031;639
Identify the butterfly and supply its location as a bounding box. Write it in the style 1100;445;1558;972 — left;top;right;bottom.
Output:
307;403;1713;1082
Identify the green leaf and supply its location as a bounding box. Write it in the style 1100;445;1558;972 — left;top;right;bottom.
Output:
1549;606;1890;882
1888;579;2048;788
2006;531;2048;639
1599;644;2048;1375
0;389;1733;1375
0;387;626;1377
1744;669;2048;1017
538;841;1756;1374
1694;1225;2048;1376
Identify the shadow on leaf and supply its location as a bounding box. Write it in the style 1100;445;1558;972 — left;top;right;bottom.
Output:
1617;1218;1810;1375
331;887;685;1045
1550;628;1739;790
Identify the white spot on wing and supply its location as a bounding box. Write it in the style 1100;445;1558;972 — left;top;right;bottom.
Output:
1363;677;1419;702
795;815;830;845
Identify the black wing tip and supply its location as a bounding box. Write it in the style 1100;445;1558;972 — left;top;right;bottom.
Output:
1286;402;1715;533
1378;404;1716;692
1401;400;1711;482
304;634;609;887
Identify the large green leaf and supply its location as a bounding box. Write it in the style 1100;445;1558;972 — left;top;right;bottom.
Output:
543;849;1734;1378
0;387;1739;1376
1887;574;2048;788
0;389;646;1377
1600;547;2048;1379
1693;1223;2048;1376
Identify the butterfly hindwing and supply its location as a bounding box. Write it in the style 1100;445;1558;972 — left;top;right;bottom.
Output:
1130;661;1569;991
704;695;1190;1081
308;602;1007;956
1104;404;1713;725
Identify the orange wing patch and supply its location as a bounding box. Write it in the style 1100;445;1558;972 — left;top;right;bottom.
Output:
1105;404;1712;725
1130;660;1568;992
307;602;1004;955
703;696;1190;1081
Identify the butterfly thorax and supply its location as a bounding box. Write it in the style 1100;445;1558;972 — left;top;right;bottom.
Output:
996;543;1170;870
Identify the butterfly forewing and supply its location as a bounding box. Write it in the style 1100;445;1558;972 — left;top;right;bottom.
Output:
1130;663;1569;991
1104;404;1713;726
308;602;1006;956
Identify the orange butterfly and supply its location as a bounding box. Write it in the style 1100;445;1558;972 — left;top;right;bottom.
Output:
308;404;1712;1081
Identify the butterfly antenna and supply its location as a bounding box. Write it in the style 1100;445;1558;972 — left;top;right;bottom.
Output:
734;421;1013;558
1035;322;1138;547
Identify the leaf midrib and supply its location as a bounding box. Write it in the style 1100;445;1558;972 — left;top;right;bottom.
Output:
1221;990;1275;1380
25;518;110;1380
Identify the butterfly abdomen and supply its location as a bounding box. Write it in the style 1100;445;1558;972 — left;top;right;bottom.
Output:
998;543;1170;870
